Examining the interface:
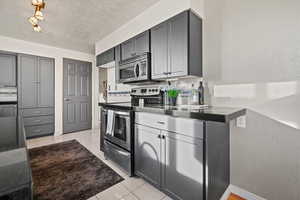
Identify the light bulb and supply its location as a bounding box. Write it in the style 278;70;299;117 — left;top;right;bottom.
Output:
28;16;38;25
35;10;44;20
33;25;42;32
31;0;43;6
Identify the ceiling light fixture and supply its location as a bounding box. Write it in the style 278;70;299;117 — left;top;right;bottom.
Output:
34;10;44;20
28;16;38;25
31;0;44;6
33;24;42;32
28;0;45;32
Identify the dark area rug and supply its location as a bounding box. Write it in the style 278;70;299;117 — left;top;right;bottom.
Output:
29;140;124;200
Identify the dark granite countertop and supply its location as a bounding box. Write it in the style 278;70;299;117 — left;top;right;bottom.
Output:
99;102;246;123
0;116;32;195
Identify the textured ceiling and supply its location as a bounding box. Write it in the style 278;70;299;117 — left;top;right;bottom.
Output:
0;0;160;54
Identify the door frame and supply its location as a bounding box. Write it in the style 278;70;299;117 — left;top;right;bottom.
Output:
62;58;92;134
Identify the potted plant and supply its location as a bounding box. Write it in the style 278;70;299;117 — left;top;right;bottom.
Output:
167;89;180;106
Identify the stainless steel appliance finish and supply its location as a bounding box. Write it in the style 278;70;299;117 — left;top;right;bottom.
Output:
118;53;150;83
101;107;134;176
131;86;164;106
104;110;132;151
0;87;17;103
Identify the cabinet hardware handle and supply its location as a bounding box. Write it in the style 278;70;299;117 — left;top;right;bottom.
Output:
157;121;165;125
162;135;166;139
158;135;161;138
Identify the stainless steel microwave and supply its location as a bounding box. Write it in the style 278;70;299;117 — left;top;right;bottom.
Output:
118;53;150;83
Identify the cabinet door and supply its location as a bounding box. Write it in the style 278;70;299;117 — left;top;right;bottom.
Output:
162;131;204;200
168;11;188;78
0;53;16;87
18;54;38;108
106;48;115;63
121;39;135;60
38;57;54;107
96;54;102;66
151;22;169;79
134;31;150;56
135;124;161;187
115;45;121;83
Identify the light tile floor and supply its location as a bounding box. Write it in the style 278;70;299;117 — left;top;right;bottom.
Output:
27;129;172;200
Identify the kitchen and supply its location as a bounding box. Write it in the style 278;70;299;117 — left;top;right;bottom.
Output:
1;0;300;200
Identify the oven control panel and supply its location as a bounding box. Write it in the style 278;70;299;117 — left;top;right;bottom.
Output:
131;87;161;96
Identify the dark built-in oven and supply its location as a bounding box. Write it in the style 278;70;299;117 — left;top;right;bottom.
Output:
101;108;133;176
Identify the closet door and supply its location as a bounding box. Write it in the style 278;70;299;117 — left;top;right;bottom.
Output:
18;54;38;108
38;57;54;107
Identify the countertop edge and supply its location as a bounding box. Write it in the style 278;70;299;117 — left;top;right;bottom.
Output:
99;103;247;123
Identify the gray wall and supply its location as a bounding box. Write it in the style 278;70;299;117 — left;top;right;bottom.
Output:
230;110;300;200
203;0;300;199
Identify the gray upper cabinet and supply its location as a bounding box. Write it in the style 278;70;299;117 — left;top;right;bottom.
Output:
121;40;135;60
151;10;202;80
151;22;169;79
168;12;188;77
121;30;150;61
135;124;161;187
0;53;17;87
135;31;150;56
38;57;54;107
115;45;121;83
96;47;115;67
18;54;38;108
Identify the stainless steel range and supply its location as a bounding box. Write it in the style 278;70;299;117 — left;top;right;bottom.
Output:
101;107;134;176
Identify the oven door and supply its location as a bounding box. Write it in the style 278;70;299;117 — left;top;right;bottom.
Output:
105;110;131;151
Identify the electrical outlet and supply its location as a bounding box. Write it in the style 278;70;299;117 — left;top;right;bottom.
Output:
236;116;246;128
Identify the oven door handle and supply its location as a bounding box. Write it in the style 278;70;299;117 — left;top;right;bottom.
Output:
114;111;130;116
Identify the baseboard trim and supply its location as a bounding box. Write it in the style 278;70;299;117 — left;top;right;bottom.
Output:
220;185;267;200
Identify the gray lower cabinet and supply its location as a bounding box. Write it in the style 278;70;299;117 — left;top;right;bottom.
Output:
135;112;229;200
0;53;17;87
135;124;203;200
18;54;55;138
151;10;202;80
163;131;203;200
135;124;161;187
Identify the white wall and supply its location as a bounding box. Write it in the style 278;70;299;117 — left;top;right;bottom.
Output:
0;35;97;135
203;0;300;199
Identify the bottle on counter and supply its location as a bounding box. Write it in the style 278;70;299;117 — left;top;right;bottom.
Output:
198;81;204;105
190;84;199;105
